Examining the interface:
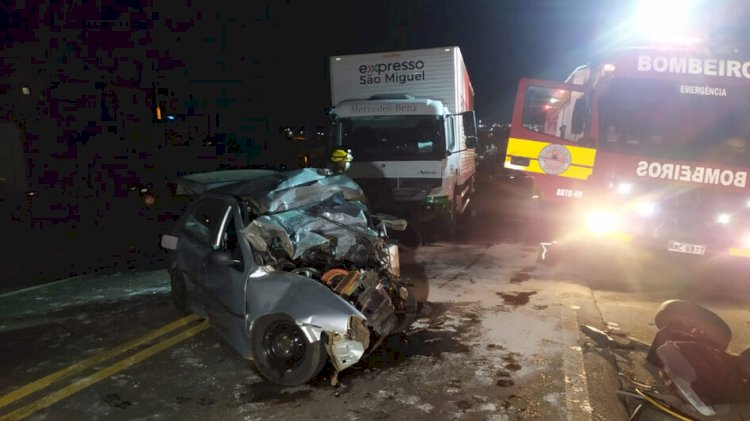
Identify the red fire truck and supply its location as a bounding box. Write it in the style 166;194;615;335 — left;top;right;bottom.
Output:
504;47;750;263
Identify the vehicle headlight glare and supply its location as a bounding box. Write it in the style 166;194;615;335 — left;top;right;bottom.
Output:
717;213;731;225
616;183;633;195
635;202;658;217
586;210;619;234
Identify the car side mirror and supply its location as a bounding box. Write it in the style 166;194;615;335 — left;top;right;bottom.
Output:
211;250;235;266
160;234;179;250
466;137;478;149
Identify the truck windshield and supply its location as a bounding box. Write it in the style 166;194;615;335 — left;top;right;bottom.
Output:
338;115;446;161
598;77;750;167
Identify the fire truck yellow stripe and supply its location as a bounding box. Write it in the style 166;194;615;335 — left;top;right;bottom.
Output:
506;137;597;166
505;137;597;180
505;155;593;180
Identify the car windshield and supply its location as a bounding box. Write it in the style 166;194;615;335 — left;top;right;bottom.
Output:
337;115;446;161
598;77;750;166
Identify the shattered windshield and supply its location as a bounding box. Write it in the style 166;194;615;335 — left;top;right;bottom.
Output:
598;77;750;166
338;115;445;161
239;169;378;266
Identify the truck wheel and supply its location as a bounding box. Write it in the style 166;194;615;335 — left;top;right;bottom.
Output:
392;223;422;249
251;315;327;386
170;271;189;314
444;220;457;241
654;300;731;351
443;196;460;241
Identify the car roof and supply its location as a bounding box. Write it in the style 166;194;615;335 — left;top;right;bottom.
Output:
178;168;367;215
175;169;278;195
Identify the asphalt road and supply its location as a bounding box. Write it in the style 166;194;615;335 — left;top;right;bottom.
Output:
1;171;750;420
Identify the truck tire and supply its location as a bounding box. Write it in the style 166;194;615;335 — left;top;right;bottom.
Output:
391;223;422;249
250;314;328;386
654;300;731;351
443;192;461;241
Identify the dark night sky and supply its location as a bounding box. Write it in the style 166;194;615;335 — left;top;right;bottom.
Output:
255;0;750;125
5;0;750;129
256;0;621;124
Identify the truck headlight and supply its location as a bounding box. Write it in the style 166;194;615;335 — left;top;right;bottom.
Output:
585;210;620;234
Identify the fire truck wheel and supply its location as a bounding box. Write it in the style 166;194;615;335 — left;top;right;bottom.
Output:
654;300;731;351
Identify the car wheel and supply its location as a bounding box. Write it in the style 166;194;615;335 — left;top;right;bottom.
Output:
654;300;732;351
251;315;327;386
170;271;189;314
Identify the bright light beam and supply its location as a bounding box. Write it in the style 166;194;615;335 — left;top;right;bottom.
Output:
635;0;694;40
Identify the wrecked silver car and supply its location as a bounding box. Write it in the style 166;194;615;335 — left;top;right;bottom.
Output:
161;168;417;386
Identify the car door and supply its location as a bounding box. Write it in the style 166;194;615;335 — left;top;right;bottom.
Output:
200;201;253;348
173;196;231;314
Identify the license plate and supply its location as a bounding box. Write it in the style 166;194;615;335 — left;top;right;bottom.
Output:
667;240;706;255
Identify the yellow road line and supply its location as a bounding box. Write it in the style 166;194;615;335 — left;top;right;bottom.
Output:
0;314;200;409
1;320;210;421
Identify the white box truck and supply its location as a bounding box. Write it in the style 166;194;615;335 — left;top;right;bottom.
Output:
329;46;477;232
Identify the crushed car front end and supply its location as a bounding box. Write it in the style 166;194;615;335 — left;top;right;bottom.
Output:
163;168;417;386
238;168;416;383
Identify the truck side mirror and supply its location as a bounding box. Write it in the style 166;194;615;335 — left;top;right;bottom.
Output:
462;110;478;149
571;97;588;135
462;110;478;138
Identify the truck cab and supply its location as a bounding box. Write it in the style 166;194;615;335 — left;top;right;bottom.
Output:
332;94;476;226
329;47;478;233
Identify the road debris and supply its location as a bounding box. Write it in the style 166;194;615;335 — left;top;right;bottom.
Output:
496;291;537;306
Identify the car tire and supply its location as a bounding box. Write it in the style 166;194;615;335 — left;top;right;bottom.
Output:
654;300;732;351
251;315;327;386
170;271;189;314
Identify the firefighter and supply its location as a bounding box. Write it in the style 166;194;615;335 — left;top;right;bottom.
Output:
329;148;353;174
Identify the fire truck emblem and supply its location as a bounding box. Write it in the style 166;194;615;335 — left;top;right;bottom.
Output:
538;144;572;175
